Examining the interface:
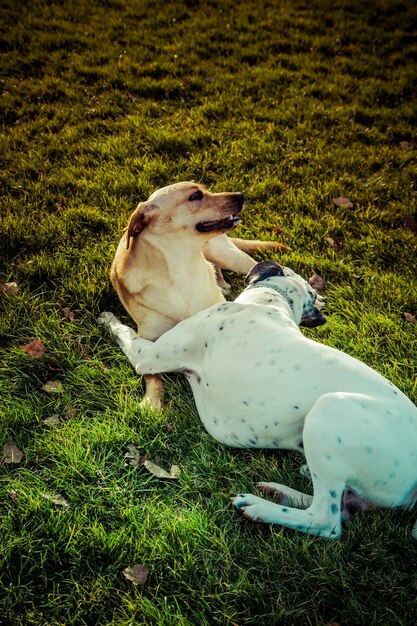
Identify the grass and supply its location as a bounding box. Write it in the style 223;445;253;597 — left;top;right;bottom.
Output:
1;0;417;623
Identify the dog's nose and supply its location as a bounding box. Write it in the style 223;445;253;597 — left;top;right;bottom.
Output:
234;192;244;211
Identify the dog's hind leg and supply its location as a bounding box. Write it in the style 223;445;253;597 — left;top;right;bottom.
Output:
232;478;344;539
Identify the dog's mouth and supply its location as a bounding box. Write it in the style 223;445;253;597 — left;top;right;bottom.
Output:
196;213;241;233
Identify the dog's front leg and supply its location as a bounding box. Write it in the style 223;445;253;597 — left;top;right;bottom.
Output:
98;312;166;409
203;235;255;274
98;312;152;368
98;312;194;410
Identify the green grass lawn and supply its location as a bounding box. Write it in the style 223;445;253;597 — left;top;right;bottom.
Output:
1;0;417;624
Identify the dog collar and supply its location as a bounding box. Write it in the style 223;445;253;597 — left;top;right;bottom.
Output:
245;281;294;310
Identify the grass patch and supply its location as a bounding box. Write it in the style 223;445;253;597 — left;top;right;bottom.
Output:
1;0;417;624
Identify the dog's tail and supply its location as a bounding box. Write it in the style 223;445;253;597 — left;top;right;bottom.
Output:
231;238;290;253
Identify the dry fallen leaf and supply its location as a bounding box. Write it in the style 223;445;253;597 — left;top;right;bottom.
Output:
309;274;326;291
272;224;283;235
65;405;78;420
399;140;414;149
169;465;181;479
42;380;63;394
41;493;70;507
21;338;45;359
325;236;344;251
9;490;18;505
0;281;18;295
43;414;61;427
403;312;416;324
125;444;145;467
143;459;173;479
333;196;353;208
122;564;149;586
62;307;75;321
143;459;179;480
2;443;24;464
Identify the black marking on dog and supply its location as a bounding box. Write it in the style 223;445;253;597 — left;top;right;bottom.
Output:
294;405;299;410
197;376;201;384
205;342;208;348
249;438;258;445
282;508;288;513
329;490;337;498
243;400;249;406
337;437;342;444
331;503;339;514
219;325;224;331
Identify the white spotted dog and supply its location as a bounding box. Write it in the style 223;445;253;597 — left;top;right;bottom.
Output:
99;261;417;540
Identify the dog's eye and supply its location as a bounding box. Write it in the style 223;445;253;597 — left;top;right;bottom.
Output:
188;190;203;202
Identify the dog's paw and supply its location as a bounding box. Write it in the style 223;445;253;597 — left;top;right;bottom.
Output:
139;395;166;413
97;311;118;328
231;493;272;524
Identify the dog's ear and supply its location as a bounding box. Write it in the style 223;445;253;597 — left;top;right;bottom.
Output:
244;261;285;286
126;203;158;250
